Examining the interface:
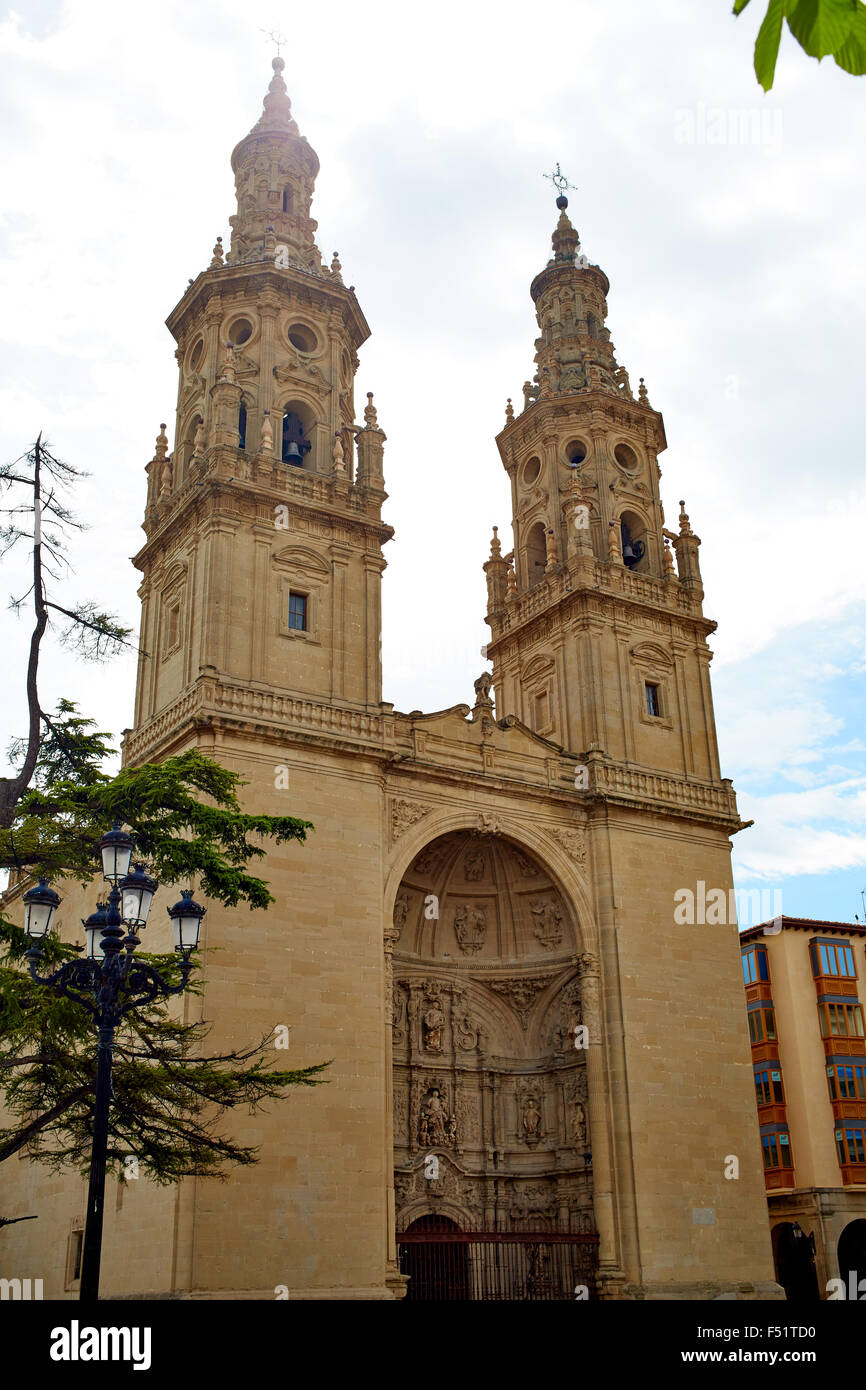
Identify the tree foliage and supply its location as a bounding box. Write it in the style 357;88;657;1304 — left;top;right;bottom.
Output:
735;0;866;89
0;438;133;827
0;919;328;1181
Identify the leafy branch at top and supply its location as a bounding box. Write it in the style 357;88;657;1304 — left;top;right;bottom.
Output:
734;0;866;90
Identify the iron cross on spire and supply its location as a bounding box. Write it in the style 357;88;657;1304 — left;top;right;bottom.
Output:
260;28;288;57
543;163;578;199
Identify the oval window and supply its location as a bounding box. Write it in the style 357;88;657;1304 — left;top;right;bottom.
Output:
566;440;587;466
189;338;204;370
228;318;253;347
522;456;541;485
288;323;317;353
614;442;638;471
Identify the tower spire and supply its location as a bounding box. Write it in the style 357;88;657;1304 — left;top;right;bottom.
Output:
251;55;299;135
227;59;320;270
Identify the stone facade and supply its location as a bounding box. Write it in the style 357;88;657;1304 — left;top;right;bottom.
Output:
0;60;781;1300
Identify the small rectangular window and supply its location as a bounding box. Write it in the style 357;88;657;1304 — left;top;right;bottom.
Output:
288;592;307;632
645;682;661;718
67;1229;83;1285
166;603;180;649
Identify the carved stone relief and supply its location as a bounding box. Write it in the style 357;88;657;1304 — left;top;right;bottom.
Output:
531;898;564;950
391;798;431;842
454;902;487;955
488;974;552;1030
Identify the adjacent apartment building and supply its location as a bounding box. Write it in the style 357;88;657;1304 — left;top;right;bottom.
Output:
741;917;866;1299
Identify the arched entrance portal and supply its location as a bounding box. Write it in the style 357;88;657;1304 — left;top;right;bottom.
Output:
771;1222;820;1301
399;1215;469;1301
391;830;597;1298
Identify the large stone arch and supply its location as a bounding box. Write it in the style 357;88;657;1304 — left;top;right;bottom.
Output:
384;807;596;955
388;821;596;1242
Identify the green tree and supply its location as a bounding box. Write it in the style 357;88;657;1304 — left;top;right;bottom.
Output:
0;437;132;827
735;0;866;90
0;708;323;1189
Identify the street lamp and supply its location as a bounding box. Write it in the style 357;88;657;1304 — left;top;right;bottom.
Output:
22;878;60;940
22;827;205;1302
167;889;207;953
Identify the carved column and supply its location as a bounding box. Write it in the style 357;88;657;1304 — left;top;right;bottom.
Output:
577;949;623;1294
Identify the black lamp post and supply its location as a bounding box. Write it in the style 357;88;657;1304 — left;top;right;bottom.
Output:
22;822;206;1302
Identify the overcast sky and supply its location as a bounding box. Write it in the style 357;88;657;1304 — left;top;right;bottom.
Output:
0;0;864;924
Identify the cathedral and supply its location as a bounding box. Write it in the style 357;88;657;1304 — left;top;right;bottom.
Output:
6;58;781;1300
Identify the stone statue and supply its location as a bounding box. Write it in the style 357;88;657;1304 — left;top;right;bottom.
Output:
573;1101;587;1145
422;1001;445;1053
419;1088;451;1146
332;432;345;472
393;891;409;939
523;1098;542;1137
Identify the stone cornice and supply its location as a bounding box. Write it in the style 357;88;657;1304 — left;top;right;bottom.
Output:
166;263;370;352
136;463;393;568
486;565;715;654
122;677;742;831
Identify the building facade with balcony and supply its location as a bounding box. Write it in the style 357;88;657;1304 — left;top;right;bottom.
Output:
741;917;866;1299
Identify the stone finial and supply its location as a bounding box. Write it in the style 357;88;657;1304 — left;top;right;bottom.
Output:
505;553;517;600
192;419;206;459
332;431;346;473
219;342;237;383
638;376;650;405
551;203;581;264
260;409;274;453
364;392;378;428
489;526;502;559
154;423;169;461
663;536;676;577
505;398;514;423
678;500;693;535
544;526;559;572
615;364;632;397
209;236;224;269
161;453;173;495
330;251;343;283
607;519;621;562
251;56;299;136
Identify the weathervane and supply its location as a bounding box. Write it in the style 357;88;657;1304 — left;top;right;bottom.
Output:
260;27;288;58
543;162;578;200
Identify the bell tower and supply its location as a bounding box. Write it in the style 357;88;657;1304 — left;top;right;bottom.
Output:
133;57;391;730
485;191;717;783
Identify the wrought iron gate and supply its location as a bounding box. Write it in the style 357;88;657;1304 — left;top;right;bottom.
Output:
397;1224;599;1301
